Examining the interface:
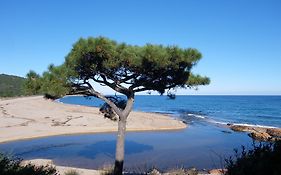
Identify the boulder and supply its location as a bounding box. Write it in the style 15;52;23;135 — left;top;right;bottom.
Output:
266;128;281;137
248;131;271;141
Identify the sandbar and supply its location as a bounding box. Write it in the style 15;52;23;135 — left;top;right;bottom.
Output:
0;96;186;143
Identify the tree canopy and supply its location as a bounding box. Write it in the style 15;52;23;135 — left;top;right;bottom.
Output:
23;70;41;96
23;65;71;99
65;37;210;96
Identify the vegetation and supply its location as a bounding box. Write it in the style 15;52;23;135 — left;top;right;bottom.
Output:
23;64;71;99
0;74;26;97
23;71;41;96
0;153;57;175
25;36;210;174
225;141;281;175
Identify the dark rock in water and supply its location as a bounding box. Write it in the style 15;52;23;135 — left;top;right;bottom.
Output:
221;130;232;134
182;120;188;124
248;131;271;141
266;128;281;137
167;93;176;100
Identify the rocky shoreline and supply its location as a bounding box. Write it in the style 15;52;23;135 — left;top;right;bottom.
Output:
227;124;281;142
147;168;226;175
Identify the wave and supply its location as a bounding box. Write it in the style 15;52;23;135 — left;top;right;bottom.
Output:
182;112;278;129
227;123;277;129
186;113;206;119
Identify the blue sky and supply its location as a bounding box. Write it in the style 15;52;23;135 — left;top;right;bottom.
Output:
0;0;280;95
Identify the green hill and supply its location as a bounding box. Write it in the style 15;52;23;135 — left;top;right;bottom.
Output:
0;74;26;97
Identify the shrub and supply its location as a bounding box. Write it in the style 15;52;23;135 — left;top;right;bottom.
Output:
0;153;57;175
225;141;281;175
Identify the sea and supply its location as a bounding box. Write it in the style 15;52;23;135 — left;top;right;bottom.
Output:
0;95;280;170
59;95;281;128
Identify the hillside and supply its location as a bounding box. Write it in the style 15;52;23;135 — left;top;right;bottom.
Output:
0;74;26;97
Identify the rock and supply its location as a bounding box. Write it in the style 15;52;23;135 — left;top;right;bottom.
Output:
221;130;232;134
185;167;198;175
148;168;161;175
164;168;185;175
248;131;271;141
230;125;253;132
266;128;281;137
208;169;226;175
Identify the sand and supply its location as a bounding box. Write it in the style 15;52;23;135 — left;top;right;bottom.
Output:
21;159;101;175
0;96;186;143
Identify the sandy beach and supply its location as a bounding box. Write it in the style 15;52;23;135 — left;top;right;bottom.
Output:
0;96;186;143
22;159;101;175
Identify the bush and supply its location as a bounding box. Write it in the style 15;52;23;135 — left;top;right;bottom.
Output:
0;153;57;175
225;141;281;175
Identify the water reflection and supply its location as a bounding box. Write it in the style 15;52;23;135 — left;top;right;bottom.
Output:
78;140;153;159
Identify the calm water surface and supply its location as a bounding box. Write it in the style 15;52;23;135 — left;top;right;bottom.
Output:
0;123;252;170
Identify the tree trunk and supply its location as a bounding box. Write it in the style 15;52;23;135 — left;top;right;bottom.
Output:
113;117;127;175
113;95;134;175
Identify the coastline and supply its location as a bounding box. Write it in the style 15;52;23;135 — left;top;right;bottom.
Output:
227;124;281;141
0;96;186;144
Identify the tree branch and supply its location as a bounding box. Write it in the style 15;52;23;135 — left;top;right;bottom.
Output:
122;93;134;117
93;75;130;96
84;82;124;117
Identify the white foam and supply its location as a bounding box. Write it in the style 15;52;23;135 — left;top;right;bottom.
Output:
230;123;277;129
185;113;278;129
187;113;206;119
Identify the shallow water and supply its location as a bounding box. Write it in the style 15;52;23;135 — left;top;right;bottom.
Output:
0;122;253;170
